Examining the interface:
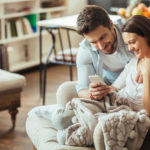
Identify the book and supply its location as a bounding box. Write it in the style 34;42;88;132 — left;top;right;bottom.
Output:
5;21;12;39
21;18;33;34
25;14;37;27
15;19;24;37
10;20;17;37
40;13;47;20
25;14;37;33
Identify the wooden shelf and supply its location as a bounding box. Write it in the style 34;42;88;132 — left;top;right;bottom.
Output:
9;59;39;72
38;6;66;14
0;0;86;72
0;0;32;4
1;33;38;44
3;10;36;19
2;6;67;19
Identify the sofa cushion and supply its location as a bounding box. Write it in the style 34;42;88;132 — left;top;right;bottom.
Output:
0;69;25;92
26;115;95;150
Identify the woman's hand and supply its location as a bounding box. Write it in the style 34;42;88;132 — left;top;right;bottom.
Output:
89;82;110;100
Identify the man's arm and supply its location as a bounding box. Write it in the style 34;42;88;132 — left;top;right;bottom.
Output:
75;43;96;97
78;89;90;99
76;40;117;99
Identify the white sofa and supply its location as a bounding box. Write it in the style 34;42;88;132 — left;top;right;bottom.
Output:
26;81;150;150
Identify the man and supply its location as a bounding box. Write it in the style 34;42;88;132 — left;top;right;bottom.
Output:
75;5;133;100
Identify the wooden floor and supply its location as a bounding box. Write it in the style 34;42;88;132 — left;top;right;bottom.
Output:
0;65;77;150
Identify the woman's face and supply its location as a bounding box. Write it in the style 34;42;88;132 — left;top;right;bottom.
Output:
122;32;150;58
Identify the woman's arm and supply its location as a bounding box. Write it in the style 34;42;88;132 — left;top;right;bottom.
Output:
112;60;131;90
140;58;150;116
143;73;150;116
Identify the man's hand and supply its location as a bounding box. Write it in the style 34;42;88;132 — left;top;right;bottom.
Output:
89;82;110;100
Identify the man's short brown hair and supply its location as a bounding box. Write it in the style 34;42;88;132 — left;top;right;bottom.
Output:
77;5;110;35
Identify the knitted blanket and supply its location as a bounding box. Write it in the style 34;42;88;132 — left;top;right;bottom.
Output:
98;109;150;150
65;97;150;150
65;98;106;146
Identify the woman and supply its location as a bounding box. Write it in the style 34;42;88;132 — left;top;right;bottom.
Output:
114;15;150;116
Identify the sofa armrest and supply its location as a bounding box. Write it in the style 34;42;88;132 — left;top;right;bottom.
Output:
56;81;78;105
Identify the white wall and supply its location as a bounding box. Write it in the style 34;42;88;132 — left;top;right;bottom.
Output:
65;0;88;15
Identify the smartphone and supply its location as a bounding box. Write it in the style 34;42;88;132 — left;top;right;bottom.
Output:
89;75;106;85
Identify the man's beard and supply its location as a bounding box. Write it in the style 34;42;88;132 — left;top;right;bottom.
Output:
103;31;117;54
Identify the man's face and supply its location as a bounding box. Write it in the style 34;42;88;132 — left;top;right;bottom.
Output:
83;22;117;54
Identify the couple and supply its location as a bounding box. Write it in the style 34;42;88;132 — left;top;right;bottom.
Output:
76;5;150;115
29;5;150;149
52;5;150;147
